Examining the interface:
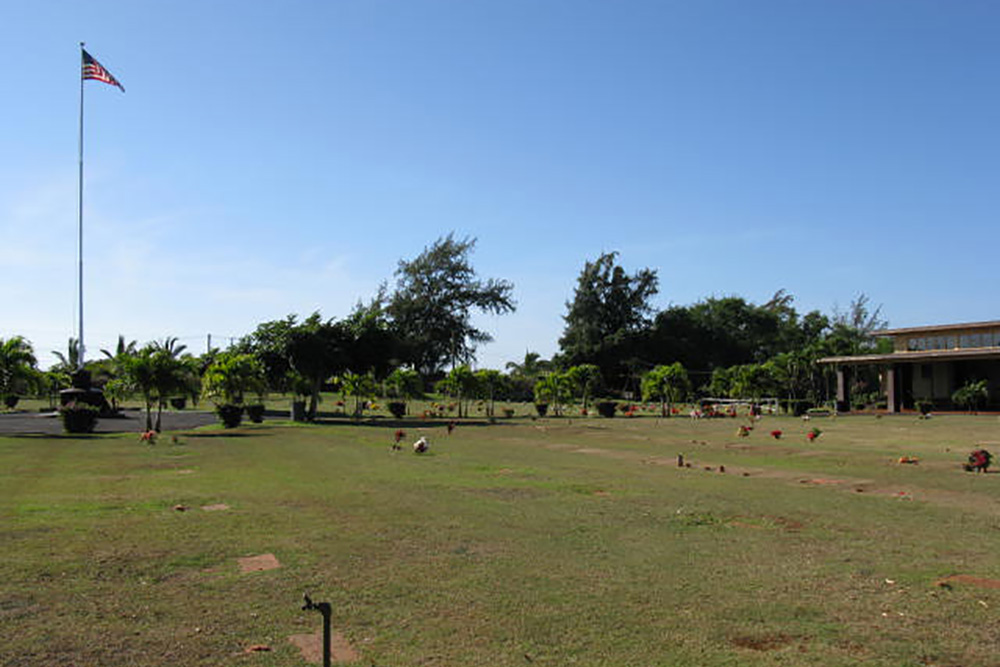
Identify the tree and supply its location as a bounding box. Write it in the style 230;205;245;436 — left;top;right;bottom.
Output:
389;234;515;375
436;364;478;418
559;252;658;388
0;336;39;403
505;351;552;379
729;363;780;402
474;369;505;418
94;335;139;412
202;352;266;407
640;363;691;417
287;313;350;420
234;316;297;393
340;371;376;418
345;290;403;379
50;338;82;383
707;366;733;398
386;367;423;405
645;292;831;392
566;364;602;413
504;351;553;402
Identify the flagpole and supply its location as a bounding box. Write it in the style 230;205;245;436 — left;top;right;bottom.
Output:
77;42;86;372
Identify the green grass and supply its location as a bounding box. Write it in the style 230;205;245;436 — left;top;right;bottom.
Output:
2;412;1000;665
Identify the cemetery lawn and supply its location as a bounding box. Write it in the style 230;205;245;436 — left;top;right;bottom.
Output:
2;413;1000;666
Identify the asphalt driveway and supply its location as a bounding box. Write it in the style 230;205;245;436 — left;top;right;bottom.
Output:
0;409;218;436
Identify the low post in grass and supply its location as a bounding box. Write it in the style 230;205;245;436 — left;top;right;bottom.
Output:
302;594;332;667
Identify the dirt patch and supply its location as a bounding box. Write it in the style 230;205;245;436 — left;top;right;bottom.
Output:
771;516;805;532
288;630;360;664
175;469;196;475
238;553;281;573
936;574;1000;589
201;503;230;511
731;633;796;651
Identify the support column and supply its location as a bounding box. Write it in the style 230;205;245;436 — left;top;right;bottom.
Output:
836;366;850;413
885;365;899;413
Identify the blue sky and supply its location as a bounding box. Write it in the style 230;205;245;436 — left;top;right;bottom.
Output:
3;1;998;369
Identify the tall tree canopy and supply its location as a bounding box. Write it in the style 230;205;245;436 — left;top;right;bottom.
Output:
645;292;831;383
558;251;658;388
389;234;515;376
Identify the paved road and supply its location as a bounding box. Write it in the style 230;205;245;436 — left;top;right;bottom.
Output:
0;409;218;435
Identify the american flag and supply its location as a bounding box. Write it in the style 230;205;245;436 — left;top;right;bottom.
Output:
82;49;125;92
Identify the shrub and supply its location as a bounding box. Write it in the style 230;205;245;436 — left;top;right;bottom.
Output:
215;404;244;428
244;403;265;423
170;397;187;410
60;403;99;434
953;380;989;412
596;401;617;418
387;401;407;419
3;395;19;409
503;408;515;418
535;403;549;417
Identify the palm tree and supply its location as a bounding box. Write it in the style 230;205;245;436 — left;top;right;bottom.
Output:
505;351;552;379
95;335;139;412
100;335;138;361
120;345;198;431
0;336;38;407
50;338;81;378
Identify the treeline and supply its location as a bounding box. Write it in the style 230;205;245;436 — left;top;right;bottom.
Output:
555;252;889;411
0;234;515;426
0;242;891;425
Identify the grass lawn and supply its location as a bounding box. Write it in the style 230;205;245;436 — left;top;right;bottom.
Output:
2;411;1000;665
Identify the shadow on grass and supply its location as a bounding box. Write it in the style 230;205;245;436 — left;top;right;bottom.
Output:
306;416;521;429
5;432;106;440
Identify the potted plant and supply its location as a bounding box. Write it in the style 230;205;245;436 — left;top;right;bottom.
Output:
244;403;266;423
596;401;617;418
215;404;244;428
60;401;99;433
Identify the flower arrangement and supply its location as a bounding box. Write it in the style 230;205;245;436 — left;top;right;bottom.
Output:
965;449;992;472
770;430;782;440
806;427;822;442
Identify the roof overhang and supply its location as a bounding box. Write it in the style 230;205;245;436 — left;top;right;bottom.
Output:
876;320;1000;337
818;348;1000;366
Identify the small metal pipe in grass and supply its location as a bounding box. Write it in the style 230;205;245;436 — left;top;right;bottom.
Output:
302;594;332;667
